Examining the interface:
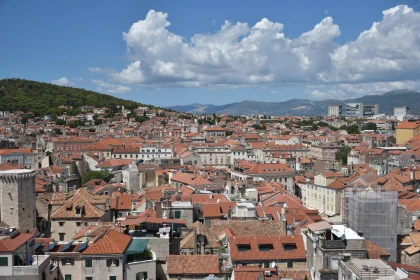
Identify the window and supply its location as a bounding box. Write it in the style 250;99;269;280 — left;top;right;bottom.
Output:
65;275;72;280
283;243;297;251
85;259;92;267
0;257;8;266
61;258;74;266
287;261;293;268
331;257;339;269
258;244;274;251
175;211;181;219
59;233;65;241
76;208;81;215
109;277;117;280
86;278;93;280
106;259;119;267
76;222;82;227
136;272;148;280
59;222;65;227
237;245;250;251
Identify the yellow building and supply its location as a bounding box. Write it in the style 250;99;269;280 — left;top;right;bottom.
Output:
396;120;420;145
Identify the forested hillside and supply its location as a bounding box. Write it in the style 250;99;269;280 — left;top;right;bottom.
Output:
0;78;147;116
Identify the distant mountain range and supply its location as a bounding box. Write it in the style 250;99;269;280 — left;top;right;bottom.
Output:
170;90;420;116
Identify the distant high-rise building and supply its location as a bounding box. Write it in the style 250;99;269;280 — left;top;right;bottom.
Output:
328;105;342;117
346;102;363;118
394;106;408;121
363;104;379;117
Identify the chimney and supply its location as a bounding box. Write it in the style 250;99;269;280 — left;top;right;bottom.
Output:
342;253;351;262
155;201;162;218
193;229;197;255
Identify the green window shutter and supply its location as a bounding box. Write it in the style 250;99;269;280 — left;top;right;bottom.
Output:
106;259;111;267
144;272;148;280
0;257;8;266
175;211;181;219
71;259;74;265
61;259;66;266
115;259;119;266
85;259;92;267
109;276;117;280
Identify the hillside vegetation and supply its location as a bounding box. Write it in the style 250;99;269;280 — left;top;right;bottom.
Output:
0;78;147;116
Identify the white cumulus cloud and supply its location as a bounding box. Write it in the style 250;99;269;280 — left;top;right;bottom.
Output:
90;5;420;99
51;77;71;86
91;79;132;94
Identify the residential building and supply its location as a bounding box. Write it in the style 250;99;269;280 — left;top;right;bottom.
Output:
50;188;110;242
396;120;420;145
0;148;35;169
303;172;345;215
139;145;172;161
228;235;307;268
305;222;367;280
339;257;398;280
203;126;227;138
0;228;57;280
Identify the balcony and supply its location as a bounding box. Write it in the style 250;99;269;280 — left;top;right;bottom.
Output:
12;255;57;277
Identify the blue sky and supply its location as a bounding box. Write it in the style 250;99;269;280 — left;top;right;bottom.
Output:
1;0;419;107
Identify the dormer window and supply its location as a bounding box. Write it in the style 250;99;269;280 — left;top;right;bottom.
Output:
258;244;274;251
237;245;250;252
283;243;297;251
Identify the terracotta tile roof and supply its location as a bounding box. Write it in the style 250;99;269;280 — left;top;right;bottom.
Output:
229;235;306;262
171;172;212;186
166;255;219;275
0;148;33;155
0;233;35;252
82;229;131;255
180;221;220;249
397;120;420;129
233;267;311;280
365;240;391;259
211;220;285;237
0;162;25;170
72;222;115;241
96;158;132;168
51;188;108;219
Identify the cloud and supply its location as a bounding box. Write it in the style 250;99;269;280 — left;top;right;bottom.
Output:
51;77;71;86
306;80;420;99
88;67;103;74
91;79;132;94
91;5;420;99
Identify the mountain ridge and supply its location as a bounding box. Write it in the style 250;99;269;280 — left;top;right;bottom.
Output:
170;90;420;116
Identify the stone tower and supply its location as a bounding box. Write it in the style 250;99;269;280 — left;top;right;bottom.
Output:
0;169;36;229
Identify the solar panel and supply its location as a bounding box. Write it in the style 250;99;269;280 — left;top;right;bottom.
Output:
76;241;88;252
60;241;73;252
34;242;43;251
45;242;57;252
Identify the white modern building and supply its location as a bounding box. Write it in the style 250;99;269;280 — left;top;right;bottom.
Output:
328;105;342;117
346;103;363;118
139;145;173;161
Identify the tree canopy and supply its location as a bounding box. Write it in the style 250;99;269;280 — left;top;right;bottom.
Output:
0;78;151;116
335;146;352;165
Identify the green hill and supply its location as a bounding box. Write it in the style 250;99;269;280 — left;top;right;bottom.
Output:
0;78;148;116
